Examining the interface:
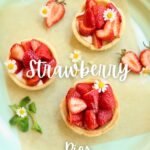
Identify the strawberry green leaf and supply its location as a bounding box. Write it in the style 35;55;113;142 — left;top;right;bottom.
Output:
9;115;20;125
18;117;29;132
28;102;36;113
32;121;42;133
9;104;18;112
19;96;31;107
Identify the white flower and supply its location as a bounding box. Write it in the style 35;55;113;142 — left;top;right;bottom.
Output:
93;79;108;93
4;59;17;73
40;5;49;18
70;50;81;63
103;8;116;22
140;67;150;75
16;107;27;118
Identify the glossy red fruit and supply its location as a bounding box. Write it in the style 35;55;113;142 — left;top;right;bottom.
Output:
121;50;142;74
96;21;115;41
84;110;98;130
85;0;97;10
45;1;65;28
97;110;113;126
99;84;116;111
13;60;23;74
92;33;102;48
31;39;41;51
92;5;106;29
83;89;99;113
26;75;40;86
76;82;93;96
113;15;121;37
10;44;25;61
21;41;32;51
139;49;150;68
41;76;49;84
68;97;87;114
68;112;83;127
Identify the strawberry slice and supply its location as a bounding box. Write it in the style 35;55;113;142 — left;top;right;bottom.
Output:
31;39;41;51
68;112;83;127
76;14;84;22
85;0;97;10
92;5;106;29
83;89;99;113
92;33;102;48
41;76;49;84
113;15;121;38
97;110;113;126
26;75;40;86
68;97;87;114
121;50;142;74
84;8;96;28
76;82;93;96
99;84;116;111
10;44;25;61
84;110;99;130
139;49;150;68
45;1;65;28
66;88;81;102
21;41;32;51
23;50;39;68
96;21;115;41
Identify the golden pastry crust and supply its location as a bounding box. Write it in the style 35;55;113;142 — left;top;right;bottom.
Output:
7;38;58;91
72;0;125;51
60;79;119;137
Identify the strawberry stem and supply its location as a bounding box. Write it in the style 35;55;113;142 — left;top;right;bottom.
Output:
121;49;126;57
143;41;150;49
56;0;66;5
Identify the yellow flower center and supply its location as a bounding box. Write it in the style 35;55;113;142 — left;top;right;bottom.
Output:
7;64;14;70
143;69;150;74
19;109;25;115
42;8;48;15
73;53;79;59
107;12;113;19
98;81;105;88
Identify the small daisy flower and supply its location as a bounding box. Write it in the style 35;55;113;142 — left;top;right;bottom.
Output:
140;67;150;75
70;50;81;63
103;8;116;22
40;5;49;18
4;59;17;73
93;79;108;93
16;107;27;118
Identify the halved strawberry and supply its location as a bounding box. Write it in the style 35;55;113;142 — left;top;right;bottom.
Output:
31;39;41;51
121;50;142;74
21;41;32;51
83;89;99;113
97;110;113;126
99;84;116;111
92;5;106;29
26;75;40;86
92;33;102;48
76;14;84;22
10;44;25;61
84;110;98;130
85;0;97;10
96;21;115;41
113;15;121;38
68;112;83;127
66;88;81;102
76;82;93;96
68;97;87;114
45;1;65;28
139;49;150;68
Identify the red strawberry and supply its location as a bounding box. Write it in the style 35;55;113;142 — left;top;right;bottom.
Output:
35;44;53;61
97;110;113;126
92;5;106;29
10;44;24;61
84;8;96;28
31;39;41;51
21;41;32;51
113;15;121;37
23;50;39;68
68;97;87;114
83;89;99;113
92;33;102;48
121;50;142;74
76;82;93;96
85;0;97;10
66;88;81;102
84;110;98;130
26;75;40;86
99;84;116;111
46;0;55;5
68;112;83;127
41;76;49;84
45;1;65;28
77;14;84;22
22;68;35;80
96;21;115;41
139;50;150;68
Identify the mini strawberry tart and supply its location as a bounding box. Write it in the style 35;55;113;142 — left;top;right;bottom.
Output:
60;79;119;137
72;0;125;51
5;39;58;90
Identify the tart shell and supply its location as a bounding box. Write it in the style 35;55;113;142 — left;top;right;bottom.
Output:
7;38;58;91
60;79;119;137
72;0;125;51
